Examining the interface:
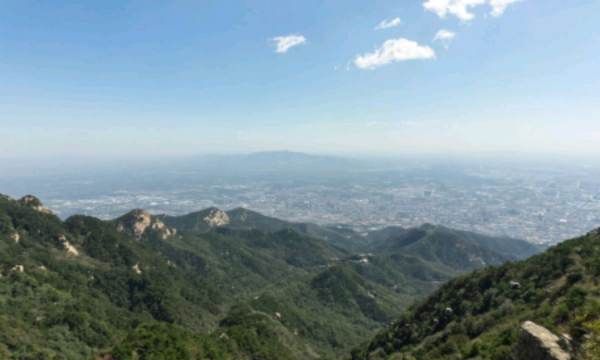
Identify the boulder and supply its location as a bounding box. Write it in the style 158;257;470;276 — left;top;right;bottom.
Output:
11;265;24;273
510;280;522;289
132;263;142;275
10;232;20;243
514;321;571;360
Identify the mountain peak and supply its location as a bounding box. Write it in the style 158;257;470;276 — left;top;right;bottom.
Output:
18;195;52;214
419;223;438;231
226;207;259;223
116;209;176;240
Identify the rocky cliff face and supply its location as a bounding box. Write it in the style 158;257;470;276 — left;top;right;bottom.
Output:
515;321;572;360
57;234;79;256
203;208;230;228
116;209;176;240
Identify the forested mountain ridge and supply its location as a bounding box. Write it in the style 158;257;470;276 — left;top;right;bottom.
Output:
0;194;539;359
352;229;600;359
367;224;541;274
160;206;540;258
159;206;367;251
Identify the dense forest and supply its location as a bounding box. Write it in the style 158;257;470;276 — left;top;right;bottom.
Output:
352;229;600;359
0;194;544;359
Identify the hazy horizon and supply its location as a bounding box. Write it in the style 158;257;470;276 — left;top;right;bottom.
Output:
2;149;600;177
1;149;598;245
1;0;599;243
2;2;600;358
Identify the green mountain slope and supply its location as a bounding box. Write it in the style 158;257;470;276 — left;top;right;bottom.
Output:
368;224;540;272
352;229;600;360
161;206;366;251
0;194;542;359
0;195;322;359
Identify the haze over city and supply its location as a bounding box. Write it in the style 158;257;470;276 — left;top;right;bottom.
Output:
3;1;600;359
2;0;600;246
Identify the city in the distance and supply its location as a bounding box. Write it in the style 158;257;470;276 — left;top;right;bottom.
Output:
1;0;599;359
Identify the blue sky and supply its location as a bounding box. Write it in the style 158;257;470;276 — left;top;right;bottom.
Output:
1;0;599;159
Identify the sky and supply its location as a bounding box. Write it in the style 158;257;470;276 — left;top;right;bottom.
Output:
1;0;599;160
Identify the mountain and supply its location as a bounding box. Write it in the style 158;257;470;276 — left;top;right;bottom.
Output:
352;229;600;360
160;206;366;251
115;209;178;240
174;151;365;177
0;194;541;359
162;206;541;261
367;224;541;274
229;151;359;173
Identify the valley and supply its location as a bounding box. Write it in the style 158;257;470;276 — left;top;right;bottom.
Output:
3;1;598;358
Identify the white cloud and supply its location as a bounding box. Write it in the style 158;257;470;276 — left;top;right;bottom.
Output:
423;0;522;20
423;0;486;21
375;17;402;30
271;34;307;54
433;29;456;48
489;0;521;17
354;38;435;70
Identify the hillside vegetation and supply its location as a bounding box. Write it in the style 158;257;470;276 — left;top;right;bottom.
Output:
0;194;539;359
352;229;600;359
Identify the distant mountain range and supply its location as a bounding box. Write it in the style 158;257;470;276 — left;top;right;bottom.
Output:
0;194;544;359
168;151;368;177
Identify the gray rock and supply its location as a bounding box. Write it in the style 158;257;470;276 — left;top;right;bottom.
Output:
514;321;571;360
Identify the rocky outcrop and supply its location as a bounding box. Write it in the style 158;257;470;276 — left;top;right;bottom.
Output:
18;195;52;215
58;234;79;256
515;321;572;360
151;220;177;240
204;208;230;228
10;231;20;244
117;210;152;239
116;209;176;240
11;265;24;273
132;263;142;275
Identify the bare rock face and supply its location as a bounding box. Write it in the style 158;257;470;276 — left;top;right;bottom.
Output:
132;263;142;275
151;220;177;240
117;209;176;240
18;195;53;215
203;209;230;228
515;321;572;360
10;232;20;244
119;210;152;239
58;234;79;256
11;265;24;273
